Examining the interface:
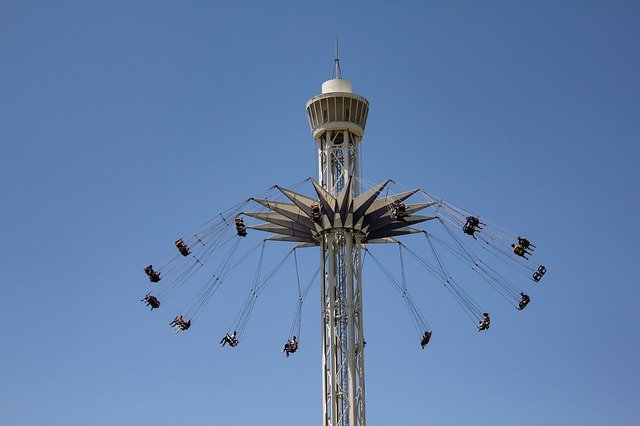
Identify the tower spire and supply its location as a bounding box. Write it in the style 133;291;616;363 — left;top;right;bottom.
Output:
333;38;342;79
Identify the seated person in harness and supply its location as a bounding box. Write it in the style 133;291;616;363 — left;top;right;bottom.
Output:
478;313;491;331
170;315;191;331
175;238;190;256
142;294;161;310
463;216;484;238
235;217;247;237
391;201;408;221
283;336;299;357
511;244;530;260
420;331;432;349
220;331;239;347
310;203;322;222
170;315;183;330
517;236;535;252
144;265;161;282
518;293;531;310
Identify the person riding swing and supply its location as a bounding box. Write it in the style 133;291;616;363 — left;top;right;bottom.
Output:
517;236;535;251
235;217;247;237
511;244;530;260
142;294;160;310
220;331;239;347
391;201;408;221
420;331;432;349
175;239;190;256
518;293;531;310
144;265;161;282
283;336;299;357
463;216;484;238
478;313;491;331
310;203;322;222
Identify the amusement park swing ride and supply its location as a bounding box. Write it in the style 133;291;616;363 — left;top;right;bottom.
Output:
141;53;547;426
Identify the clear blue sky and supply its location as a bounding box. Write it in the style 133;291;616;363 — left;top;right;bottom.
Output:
2;1;639;425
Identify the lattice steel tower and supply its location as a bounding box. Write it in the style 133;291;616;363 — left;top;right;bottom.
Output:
306;56;369;426
245;53;432;426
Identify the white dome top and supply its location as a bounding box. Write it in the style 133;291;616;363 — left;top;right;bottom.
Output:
322;78;352;94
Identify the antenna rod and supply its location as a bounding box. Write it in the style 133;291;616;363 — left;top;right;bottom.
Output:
333;37;342;79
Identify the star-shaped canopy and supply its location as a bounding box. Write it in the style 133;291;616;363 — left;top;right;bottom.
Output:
244;178;436;244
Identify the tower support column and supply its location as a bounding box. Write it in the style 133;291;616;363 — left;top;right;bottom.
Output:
307;74;369;426
321;229;365;426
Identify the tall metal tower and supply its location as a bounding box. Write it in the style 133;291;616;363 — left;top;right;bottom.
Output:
306;56;369;426
244;53;434;426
